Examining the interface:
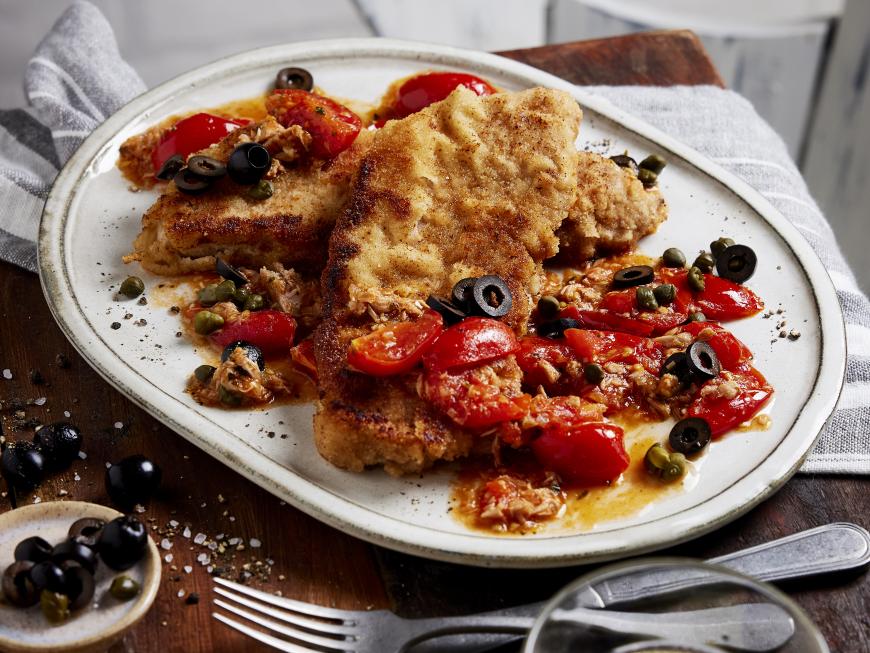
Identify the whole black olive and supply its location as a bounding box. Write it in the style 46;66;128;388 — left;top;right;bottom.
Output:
106;455;163;509
61;562;95;610
275;66;314;91
227;143;271;185
52;539;98;575
537;318;581;339
220;340;265;371
716;244;757;284
29;561;66;593
451;277;477;310
669;417;712;456
2;561;38;607
425;296;466;325
68;517;106;549
173;167;213;194
1;442;45;490
612;265;655;288
14;536;53;564
33;422;82;470
470;275;513;319
686;341;721;380
215;257;249;286
155;154;184;181
98;516;148;571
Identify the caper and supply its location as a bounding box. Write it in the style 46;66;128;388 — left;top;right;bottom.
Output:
231;286;251;309
661;247;686;268
248;179;273;200
537;295;560;320
119;276;145;299
194;311;224;335
661;453;688;482
693;252;715;274
40;590;70;624
243;294;265;312
687;266;706;292
637;168;658;189
710;237;736;259
584;363;605;385
214;279;236;302
644;443;670;472
218;385;242;407
110;575;140;601
194;365;216;383
639;154;667;175
687;311;707;323
636;286;659;311
653;283;676;306
198;284;220;307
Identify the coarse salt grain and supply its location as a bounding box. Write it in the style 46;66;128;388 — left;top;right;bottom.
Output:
78;451;87;460
228;537;240;546
196;553;210;565
134;504;146;513
250;538;262;548
114;422;124;429
2;369;12;379
160;538;172;550
33;397;46;406
164;554;174;563
169;520;179;528
64;411;71;418
193;533;207;545
73;474;81;482
182;526;191;538
105;462;112;469
183;565;193;574
177;589;186;598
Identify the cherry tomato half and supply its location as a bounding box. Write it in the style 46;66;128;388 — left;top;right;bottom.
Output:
347;309;443;377
151;113;248;172
587;292;687;336
422;366;530;429
564;328;664;375
531;422;629;486
266;89;361;159
660;269;763;321
290;338;318;381
524;395;606;431
391;72;497;119
688;367;772;437
515;336;575;388
423;318;518;372
211;310;296;357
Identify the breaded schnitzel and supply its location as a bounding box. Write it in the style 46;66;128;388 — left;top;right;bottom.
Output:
125;116;373;275
313;86;583;474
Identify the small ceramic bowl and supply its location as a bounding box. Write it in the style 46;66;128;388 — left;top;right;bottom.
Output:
0;501;161;653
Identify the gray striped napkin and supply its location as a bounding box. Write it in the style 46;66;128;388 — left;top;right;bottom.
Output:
1;2;867;473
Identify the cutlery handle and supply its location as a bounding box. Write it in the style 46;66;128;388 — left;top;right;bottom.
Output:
591;522;870;607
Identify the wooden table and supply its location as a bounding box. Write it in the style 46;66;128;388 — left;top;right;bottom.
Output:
1;30;867;652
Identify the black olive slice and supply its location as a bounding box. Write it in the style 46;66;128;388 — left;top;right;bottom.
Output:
660;352;691;383
62;563;95;610
221;340;265;371
2;561;38;607
52;540;98;575
451;277;477;310
669;417;712;456
227;143;272;185
215;257;249;286
275;66;314;91
14;536;53;564
68;518;106;549
538;318;581;339
155;154;184;181
613;265;655;288
187;155;227;178
609;154;639;175
686;341;721;380
716;244;757;284
425;296;466;325
30;561;66;593
173;167;212;194
471;275;513;319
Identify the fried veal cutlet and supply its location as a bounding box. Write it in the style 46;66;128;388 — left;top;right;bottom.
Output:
313;86;583;475
125;116;373;275
555;151;667;263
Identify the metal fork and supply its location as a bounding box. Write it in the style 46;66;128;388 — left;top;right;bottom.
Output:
212;577;795;653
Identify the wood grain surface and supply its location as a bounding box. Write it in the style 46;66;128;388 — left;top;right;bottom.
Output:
0;30;866;653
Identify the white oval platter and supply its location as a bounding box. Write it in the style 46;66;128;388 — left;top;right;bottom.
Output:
38;39;846;568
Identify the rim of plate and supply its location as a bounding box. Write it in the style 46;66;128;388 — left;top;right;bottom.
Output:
38;38;846;568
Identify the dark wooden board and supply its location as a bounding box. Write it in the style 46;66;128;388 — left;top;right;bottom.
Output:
1;29;866;652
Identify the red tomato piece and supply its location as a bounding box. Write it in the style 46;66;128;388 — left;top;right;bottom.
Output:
531;422;629;486
678;321;753;371
423;318;519;372
266;89;362;159
688;367;772;437
524;395;607;431
660;269;763;321
346;309;443;376
599;289;636;314
422;367;530;429
567;307;656;337
391;72;497;119
515;336;575;388
564;328;664;374
592;291;687;335
151;113;248;171
289;338;318;381
211;310;296;357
